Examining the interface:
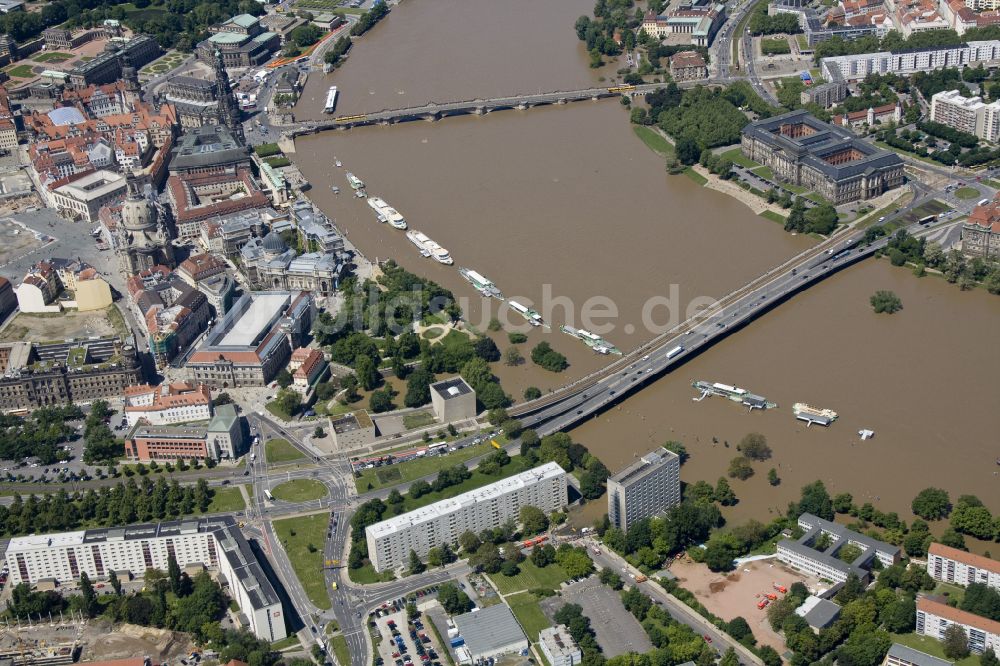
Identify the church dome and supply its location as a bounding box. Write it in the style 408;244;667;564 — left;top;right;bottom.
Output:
262;231;287;253
121;179;157;232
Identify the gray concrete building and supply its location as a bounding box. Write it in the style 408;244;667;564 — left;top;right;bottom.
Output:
429;377;476;423
365;462;567;571
330;411;376;449
539;625;582;666
776;513;901;583
607;447;681;532
453;604;529;661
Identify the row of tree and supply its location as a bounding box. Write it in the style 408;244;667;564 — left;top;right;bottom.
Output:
0;477;216;537
882;229;1000;295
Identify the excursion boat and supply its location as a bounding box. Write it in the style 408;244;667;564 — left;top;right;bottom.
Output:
692;380;776;410
406;230;453;264
561;326;621;355
793;403;838;426
508;300;544;327
324;86;339;114
346;172;365;190
459;267;502;299
367;197;407;229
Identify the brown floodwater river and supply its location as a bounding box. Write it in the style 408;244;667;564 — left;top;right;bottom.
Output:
292;0;1000;522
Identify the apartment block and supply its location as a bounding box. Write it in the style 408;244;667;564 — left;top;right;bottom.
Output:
5;517;286;642
124;381;212;427
607;447;681;532
930;89;1000;142
539;626;582;666
927;542;1000;590
916;597;1000;656
883;643;954;666
776;513;901;583
819;40;1000;81
365;462;567;572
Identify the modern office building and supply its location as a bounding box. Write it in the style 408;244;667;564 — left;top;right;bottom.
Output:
916;597;1000;656
741;110;905;203
124;403;242;461
453;605;530;661
801;79;849;108
429;377;477;423
927;543;1000;590
606;447;681;532
539;626;582;666
776;513;901;583
5;517;285;642
123;382;212;427
883;642;954;666
930;89;1000;142
185;291;314;388
365;462;567;571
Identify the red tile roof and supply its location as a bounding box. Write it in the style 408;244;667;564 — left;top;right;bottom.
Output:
918;597;1000;635
929;543;1000;575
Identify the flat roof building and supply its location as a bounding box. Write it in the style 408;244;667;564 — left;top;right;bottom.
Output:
539;625;582;666
917;597;1000;656
5;517;285;642
330;410;376;448
795;595;842;631
366;462;567;571
927;542;1000;590
429;376;476;423
883;643;954;666
777;513;901;583
453;604;529;661
607;447;681;532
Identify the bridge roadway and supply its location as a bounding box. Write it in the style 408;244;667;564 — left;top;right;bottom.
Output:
285;81;734;134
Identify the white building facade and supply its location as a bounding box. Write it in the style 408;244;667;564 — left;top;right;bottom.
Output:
927;543;1000;590
123;382;213;427
5;518;285;642
917;597;1000;656
539;626;582;666
930;90;1000;143
607;447;681;532
365;462;568;571
820;40;1000;81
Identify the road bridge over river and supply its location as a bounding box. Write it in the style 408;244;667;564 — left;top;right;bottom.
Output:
282;80;734;136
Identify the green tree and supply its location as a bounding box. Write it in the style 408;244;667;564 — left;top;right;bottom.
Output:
504;346;524;367
355;354;380;391
79;572;98;617
167;553;182;596
275;368;293;389
911;487;951;520
524;386;542;400
508;332;528;344
719;648;740;666
676;135;701;165
369;389;393;413
519;505;549;535
408;549;425;575
531;342;569;372
404;368;433;408
942;624;970;659
727;456;754;480
459;531;481;553
273;389;301;417
767;468;780;486
714;477;737;505
474;337;501;362
437;582;472;615
870;290;903;314
739;432;771;460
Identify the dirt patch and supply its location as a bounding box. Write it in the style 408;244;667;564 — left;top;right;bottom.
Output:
81;623;195;662
670;557;822;656
0;308;118;343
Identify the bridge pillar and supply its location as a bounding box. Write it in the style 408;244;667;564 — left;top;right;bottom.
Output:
277;134;296;154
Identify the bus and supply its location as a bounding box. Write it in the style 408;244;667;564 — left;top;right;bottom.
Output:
264;489;273;501
666;345;684;360
919;215;937;225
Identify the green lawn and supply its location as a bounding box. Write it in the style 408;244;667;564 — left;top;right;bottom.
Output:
489;559;569;595
796;34;809;50
632;125;675;158
402;411;436;429
984;178;1000;189
759;210;786;224
890;633;979;666
33;51;73;63
933;581;965;605
271;479;327;502
5;64;35;78
761;37;791;55
265;399;296;420
721;148;760;169
271;634;301;650
272;513;331;609
266;438;306;463
751;165;775;181
507;592;552;641
354;443;493;493
348;562;396;584
330;634;350;665
206;486;246;513
685;169;708;185
954;186;981;200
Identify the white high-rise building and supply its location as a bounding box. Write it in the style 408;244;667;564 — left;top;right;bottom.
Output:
930;89;1000;142
606;447;681;532
5;517;286;642
365;462;567;572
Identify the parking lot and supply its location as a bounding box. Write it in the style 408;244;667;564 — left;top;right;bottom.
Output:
371;591;446;666
540;576;652;658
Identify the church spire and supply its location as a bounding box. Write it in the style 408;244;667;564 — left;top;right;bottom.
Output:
214;50;244;143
